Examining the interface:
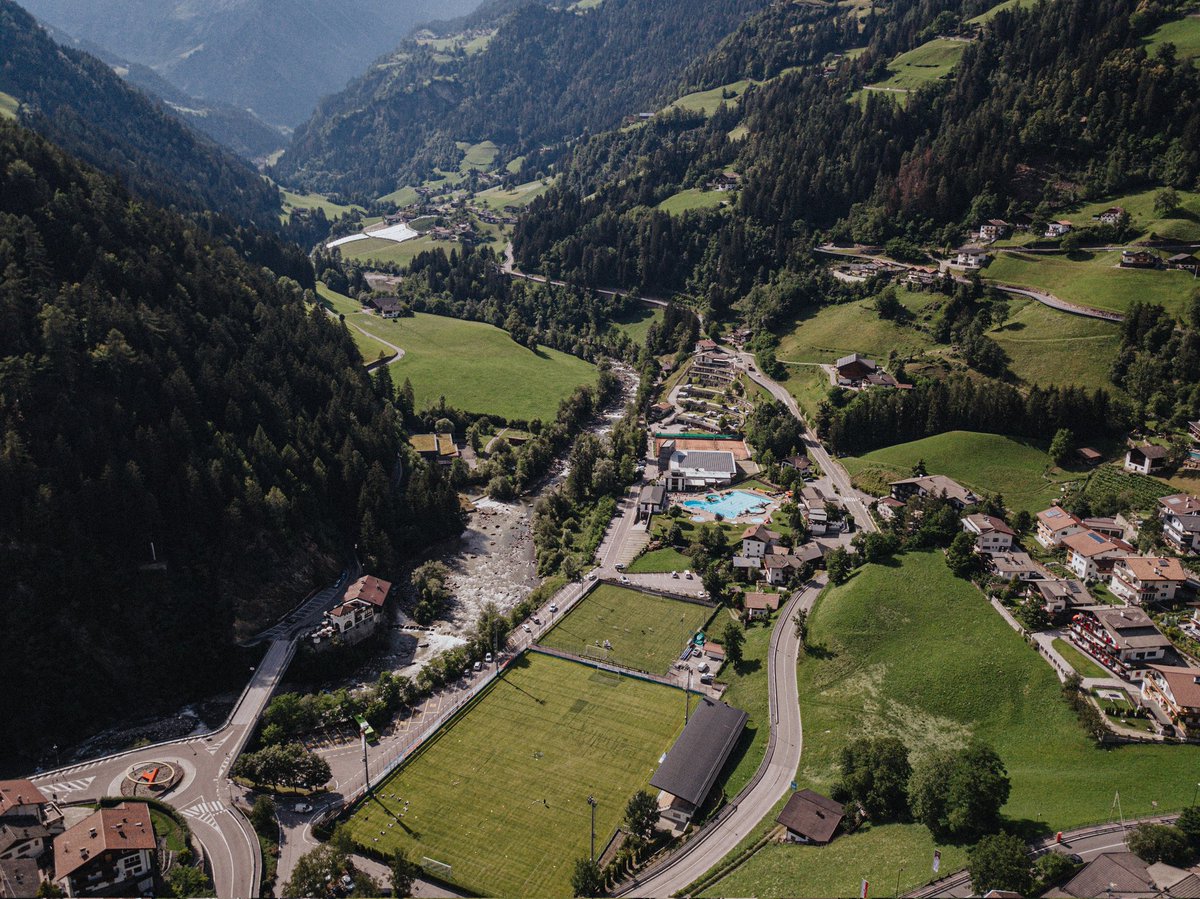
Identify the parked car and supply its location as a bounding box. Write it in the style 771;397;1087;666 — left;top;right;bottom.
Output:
671;571;679;579
485;652;493;663
620;575;631;585
473;661;481;672
549;603;558;613
588;572;598;580
523;624;531;633
700;674;714;685
295;802;312;813
615;562;626;570
534;615;542;624
698;662;710;674
685;570;693;580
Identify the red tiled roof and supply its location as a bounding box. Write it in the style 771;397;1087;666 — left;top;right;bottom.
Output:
1150;666;1200;711
345;575;391;607
0;781;47;816
743;592;781;611
54;804;155;882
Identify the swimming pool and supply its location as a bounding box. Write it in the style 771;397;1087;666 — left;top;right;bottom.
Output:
682;490;771;518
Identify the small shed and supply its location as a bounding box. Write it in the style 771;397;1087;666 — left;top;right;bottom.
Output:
777;790;845;844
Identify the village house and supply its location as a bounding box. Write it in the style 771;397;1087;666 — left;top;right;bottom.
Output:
704;643;725;667
690;351;736;387
988;551;1043;582
1097;206;1126;225
978;219;1009;241
763;554;809;586
648;401;674;422
831;354;907;390
1045;220;1073;238
732;555;761;579
1119;249;1158;269
660;443;737;492
742;591;781;620
1076;446;1103;466
741;524;781;558
1158;493;1200;552
0;783;59;829
1062;529;1134;581
1081;516;1126;541
411;433;459;466
1031;578;1092;616
368;296;403;319
0;820;49;864
1167;252;1200;273
53;803;156;898
637;484;668;521
1069;606;1170;679
710;171;741;191
312;575;391;648
889;475;979;511
781;453;810;474
1125;443;1169;475
1141;665;1200;736
1109;556;1189;606
875;496;905;521
1052;852;1200;899
961;513;1015;553
776;790;845;844
953;246;990;268
0;857;39;898
1036;505;1085;548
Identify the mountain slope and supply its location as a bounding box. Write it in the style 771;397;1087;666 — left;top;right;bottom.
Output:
17;0;487;127
41;20;286;161
0;0;282;224
0;116;463;768
276;0;770;198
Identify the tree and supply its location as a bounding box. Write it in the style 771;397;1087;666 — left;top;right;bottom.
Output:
838;736;912;821
1155;187;1181;218
1012;509;1032;535
624;790;659;842
1034;852;1081;894
249;796;277;834
826;547;853;585
1048;428;1074;467
946;532;982;579
722;620;745;668
667;521;684;546
167;865;212;898
1176;805;1200;850
911;458;928;477
793;609;809;649
910;743;1010;840
571;857;604;897
390;849;421;898
968;832;1033;896
1127;823;1192;865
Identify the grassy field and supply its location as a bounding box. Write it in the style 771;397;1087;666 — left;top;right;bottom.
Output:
779;364;834;421
337;234;443;268
966;0;1035;24
0;91;17;119
280;188;362;220
1045;187;1200;243
609;306;663;345
657;187;729;215
986;250;1200;318
1145;12;1200;61
538;584;714;674
626;547;693;574
458;140;499;172
775;295;939;364
843;430;1076;514
989;297;1122;389
669;79;753;114
710;552;1200;896
476;178;554;210
377;185;419;207
315;285;597;420
712;621;773;799
867;37;966;94
1052;638;1110;680
348;653;684;897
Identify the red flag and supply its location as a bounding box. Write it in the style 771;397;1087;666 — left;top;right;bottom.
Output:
861;879;869;899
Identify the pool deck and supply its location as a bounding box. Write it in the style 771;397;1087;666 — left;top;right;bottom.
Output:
679;488;782;523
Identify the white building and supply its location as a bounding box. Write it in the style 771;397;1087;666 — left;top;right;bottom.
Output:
663;449;737;492
1109;556;1188;606
961;514;1015;553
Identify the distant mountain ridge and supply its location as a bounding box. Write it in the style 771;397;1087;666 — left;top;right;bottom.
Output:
276;0;771;199
0;0;281;224
16;0;488;127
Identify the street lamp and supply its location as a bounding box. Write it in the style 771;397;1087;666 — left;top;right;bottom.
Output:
587;796;598;861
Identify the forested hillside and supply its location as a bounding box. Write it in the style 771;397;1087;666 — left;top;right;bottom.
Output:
0;0;281;225
515;0;1200;318
0;118;463;766
17;0;487;128
277;0;770;199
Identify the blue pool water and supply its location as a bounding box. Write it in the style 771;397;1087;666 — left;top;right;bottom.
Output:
682;490;771;518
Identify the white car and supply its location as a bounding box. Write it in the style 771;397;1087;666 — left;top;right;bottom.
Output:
485;652;493;663
549;603;558;613
523;624;531;633
588;572;598;580
295;802;312;813
671;571;679;579
620;575;630;585
685;570;693;580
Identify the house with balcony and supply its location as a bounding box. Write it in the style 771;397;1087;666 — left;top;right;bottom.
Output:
962;514;1015;553
1159;493;1200;553
1030;578;1092;617
1069;606;1171;680
1141;665;1200;737
1062;529;1134;581
741;524;781;559
1125;443;1168;475
53;804;156;898
890;475;979;511
1109;556;1188;606
1036;505;1084;548
310;574;391;649
988;551;1043;582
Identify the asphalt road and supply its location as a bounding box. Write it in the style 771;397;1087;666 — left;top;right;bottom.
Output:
616;577;824;897
27;571;353;899
736;351;878;534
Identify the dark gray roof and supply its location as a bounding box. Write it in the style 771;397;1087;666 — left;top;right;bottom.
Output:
650;699;747;808
0;858;39;899
674;450;738;475
639;484;666;505
1058;852;1157;898
776;790;844;842
0;821;47;855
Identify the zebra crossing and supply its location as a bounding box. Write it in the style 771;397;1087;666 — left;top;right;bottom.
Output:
38;776;95;800
181;798;225;827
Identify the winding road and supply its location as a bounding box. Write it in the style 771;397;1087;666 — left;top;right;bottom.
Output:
615;577;824;897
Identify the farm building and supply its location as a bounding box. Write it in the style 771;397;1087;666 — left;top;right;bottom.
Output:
650;699;748;830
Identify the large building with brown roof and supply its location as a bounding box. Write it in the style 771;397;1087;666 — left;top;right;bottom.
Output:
1109;556;1188;605
1036;506;1084;548
1068;606;1170;680
53;803;156;898
890;475;979;511
310;575;392;649
1141;665;1200;736
0;784;48;823
1062;530;1134;581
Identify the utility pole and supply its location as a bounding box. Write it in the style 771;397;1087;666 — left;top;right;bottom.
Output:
587;796;597;861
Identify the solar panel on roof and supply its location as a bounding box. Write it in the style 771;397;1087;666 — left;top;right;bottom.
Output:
1087;532;1105;542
